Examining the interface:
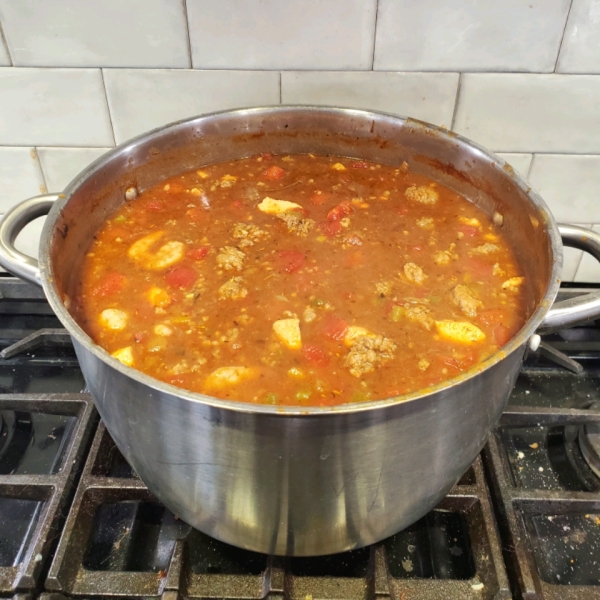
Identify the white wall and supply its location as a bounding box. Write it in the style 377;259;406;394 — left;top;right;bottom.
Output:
1;0;599;280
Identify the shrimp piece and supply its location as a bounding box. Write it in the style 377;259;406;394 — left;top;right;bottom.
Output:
128;231;185;270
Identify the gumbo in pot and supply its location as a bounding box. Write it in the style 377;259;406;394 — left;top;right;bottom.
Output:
75;153;529;406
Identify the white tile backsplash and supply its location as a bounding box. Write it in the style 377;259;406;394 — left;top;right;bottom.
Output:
0;68;114;146
557;0;600;74
281;71;459;127
453;74;600;153
0;24;10;65
14;216;45;264
38;147;112;192
0;0;190;68
1;3;600;268
374;0;570;73
575;224;600;282
0;147;46;213
494;153;533;179
187;0;376;70
103;69;280;143
528;154;600;223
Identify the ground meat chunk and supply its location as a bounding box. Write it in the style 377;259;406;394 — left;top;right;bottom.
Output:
405;185;438;204
303;307;317;323
403;262;427;284
375;281;393;297
404;301;434;330
344;335;397;377
471;243;499;255
416;217;434;229
434;243;457;265
276;212;315;236
418;358;430;371
232;222;268;248
218;276;248;300
216;246;245;271
451;284;483;317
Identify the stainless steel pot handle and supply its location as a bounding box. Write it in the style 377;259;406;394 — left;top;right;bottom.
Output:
0;194;59;287
537;224;600;335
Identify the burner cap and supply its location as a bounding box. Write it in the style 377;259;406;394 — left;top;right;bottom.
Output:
579;422;600;479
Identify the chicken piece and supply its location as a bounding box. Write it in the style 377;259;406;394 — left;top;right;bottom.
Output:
405;185;438;205
112;346;134;366
216;246;245;271
435;320;486;344
276;212;315;236
418;358;430;371
218;277;248;300
257;197;303;215
471;243;499;255
403;262;427;284
344;335;397;377
128;231;185;270
451;285;483;317
404;301;434;330
204;366;255;390
416;217;434;229
375;281;393;297
232;222;268;247
303;307;317;323
493;263;506;277
502;277;525;292
100;308;128;331
273;318;302;350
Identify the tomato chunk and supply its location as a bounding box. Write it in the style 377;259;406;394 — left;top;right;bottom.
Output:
92;273;126;297
145;200;164;212
278;250;305;274
465;258;493;279
165;266;197;290
351;161;370;169
321;314;349;341
230;200;245;210
263;165;285;180
478;309;506;326
303;344;330;366
327;201;353;221
493;323;511;347
187;246;210;261
319;220;342;238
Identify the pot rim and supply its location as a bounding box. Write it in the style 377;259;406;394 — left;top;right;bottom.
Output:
40;105;563;416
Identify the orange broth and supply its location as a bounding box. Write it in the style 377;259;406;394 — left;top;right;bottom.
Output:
75;153;528;406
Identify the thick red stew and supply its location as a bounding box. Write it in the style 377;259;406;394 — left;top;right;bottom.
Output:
76;153;528;406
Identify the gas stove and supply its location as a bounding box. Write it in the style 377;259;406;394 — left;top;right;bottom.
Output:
0;276;599;600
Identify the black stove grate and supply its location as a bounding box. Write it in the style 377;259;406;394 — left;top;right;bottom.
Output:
44;423;511;600
485;405;600;599
0;394;96;596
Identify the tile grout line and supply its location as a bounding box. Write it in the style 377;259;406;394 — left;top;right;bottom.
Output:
525;153;536;181
99;69;117;146
370;0;380;69
182;0;193;69
279;71;282;103
0;20;13;66
33;147;50;194
450;73;462;130
554;0;574;73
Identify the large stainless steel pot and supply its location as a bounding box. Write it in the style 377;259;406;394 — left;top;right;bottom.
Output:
1;107;600;556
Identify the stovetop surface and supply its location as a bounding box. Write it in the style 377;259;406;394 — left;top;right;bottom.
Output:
0;276;599;600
